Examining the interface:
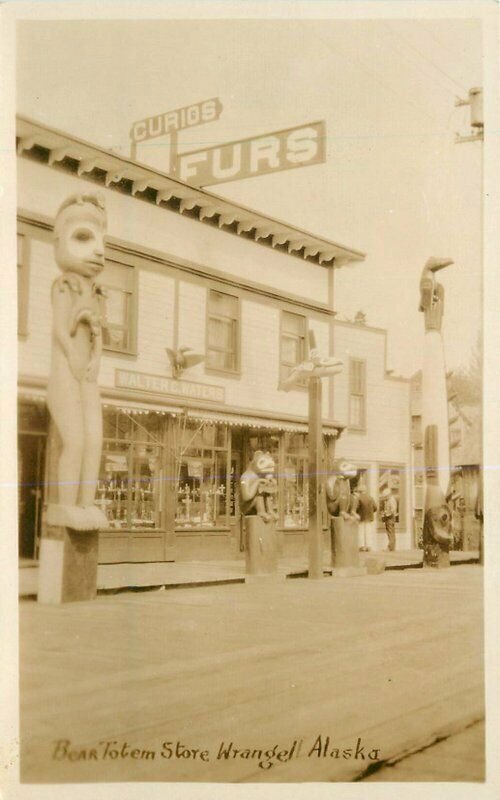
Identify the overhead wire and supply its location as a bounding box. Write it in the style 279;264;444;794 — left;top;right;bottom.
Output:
311;29;439;126
387;23;470;95
427;28;478;88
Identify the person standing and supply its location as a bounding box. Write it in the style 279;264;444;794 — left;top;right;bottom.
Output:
354;482;378;551
380;487;398;551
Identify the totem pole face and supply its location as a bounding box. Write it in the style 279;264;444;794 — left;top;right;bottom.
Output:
252;451;276;476
331;458;357;480
54;200;106;278
425;504;453;546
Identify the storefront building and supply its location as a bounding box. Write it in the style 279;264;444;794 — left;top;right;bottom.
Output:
17;116;412;563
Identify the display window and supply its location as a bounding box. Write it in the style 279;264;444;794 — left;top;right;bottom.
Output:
282;432;309;528
97;409;165;529
174;420;230;528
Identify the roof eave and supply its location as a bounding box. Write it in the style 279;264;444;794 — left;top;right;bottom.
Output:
16;114;366;269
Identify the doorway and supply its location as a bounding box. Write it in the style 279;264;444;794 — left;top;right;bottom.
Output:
18;434;46;561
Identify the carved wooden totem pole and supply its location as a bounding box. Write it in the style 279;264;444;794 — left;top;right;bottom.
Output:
240;450;280;580
326;459;366;576
419;257;454;567
38;193;109;603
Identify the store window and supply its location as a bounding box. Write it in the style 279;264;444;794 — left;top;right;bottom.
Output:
282;432;309;528
349;358;366;430
17;233;29;337
206;289;240;373
101;260;137;354
378;464;406;530
97;409;164;529
174;420;230;528
280;311;307;386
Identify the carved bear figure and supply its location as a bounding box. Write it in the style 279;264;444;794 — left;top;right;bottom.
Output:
325;458;359;519
240;450;278;522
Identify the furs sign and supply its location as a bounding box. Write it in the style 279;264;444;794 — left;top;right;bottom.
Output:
177;121;326;187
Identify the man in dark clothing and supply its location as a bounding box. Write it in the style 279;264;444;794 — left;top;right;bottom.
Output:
353;482;378;551
380;487;398;551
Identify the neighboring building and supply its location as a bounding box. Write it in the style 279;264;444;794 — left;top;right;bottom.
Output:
410;371;481;549
17;116;412;564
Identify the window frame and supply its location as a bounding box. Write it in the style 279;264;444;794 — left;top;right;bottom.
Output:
205;288;241;376
279;309;308;391
174;421;231;530
100;256;138;357
98;410;166;532
348;357;367;431
17;232;30;338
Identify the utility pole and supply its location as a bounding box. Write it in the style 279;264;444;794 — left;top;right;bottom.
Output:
453;87;484;566
455;87;483;144
280;330;343;579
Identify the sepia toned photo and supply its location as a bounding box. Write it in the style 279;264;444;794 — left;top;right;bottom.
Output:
3;1;497;795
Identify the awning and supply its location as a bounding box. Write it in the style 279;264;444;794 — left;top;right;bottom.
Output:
19;388;46;404
186;408;342;436
18;388;181;417
18;381;343;435
102;397;183;416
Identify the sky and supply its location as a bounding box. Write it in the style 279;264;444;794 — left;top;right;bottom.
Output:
16;16;483;377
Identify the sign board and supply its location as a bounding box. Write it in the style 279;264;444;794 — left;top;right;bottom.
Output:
130;98;223;144
187;459;203;479
115;369;225;404
176;120;326;186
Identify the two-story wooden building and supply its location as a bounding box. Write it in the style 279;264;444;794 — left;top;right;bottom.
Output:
17;116;412;564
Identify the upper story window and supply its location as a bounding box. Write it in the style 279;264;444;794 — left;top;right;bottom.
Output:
349;358;366;430
17;233;30;337
100;260;137;355
206;289;240;373
280;310;307;386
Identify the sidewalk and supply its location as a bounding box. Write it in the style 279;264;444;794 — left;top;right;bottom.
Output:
18;564;484;783
19;548;479;597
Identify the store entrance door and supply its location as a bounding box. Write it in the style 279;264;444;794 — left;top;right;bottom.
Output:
18;434;46;561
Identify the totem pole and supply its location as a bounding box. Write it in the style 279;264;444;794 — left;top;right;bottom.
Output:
38;193;108;603
240;450;280;580
326;459;366;576
419;257;454;568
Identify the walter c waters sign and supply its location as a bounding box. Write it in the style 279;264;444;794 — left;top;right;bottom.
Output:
115;369;225;404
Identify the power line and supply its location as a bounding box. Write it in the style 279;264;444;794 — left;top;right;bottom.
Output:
390;24;469;95
413;24;478;87
312;30;438;126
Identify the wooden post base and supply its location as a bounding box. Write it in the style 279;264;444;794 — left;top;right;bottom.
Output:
244;516;278;576
331;566;367;578
423;542;451;569
331;517;361;570
37;526;99;604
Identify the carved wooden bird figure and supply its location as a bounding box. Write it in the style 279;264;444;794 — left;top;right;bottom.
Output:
166;346;205;378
